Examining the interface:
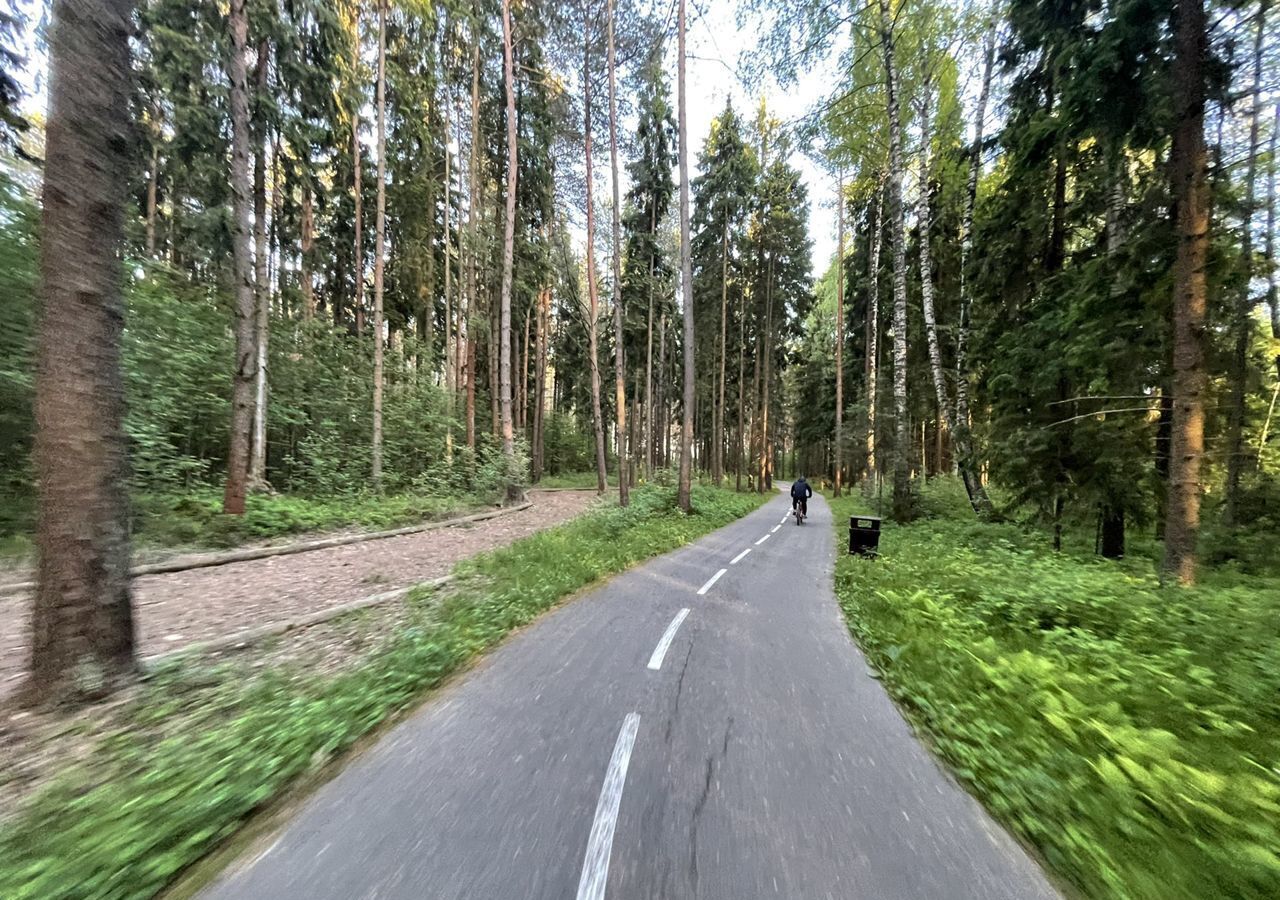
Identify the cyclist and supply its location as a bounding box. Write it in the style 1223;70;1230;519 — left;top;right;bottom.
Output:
790;476;813;520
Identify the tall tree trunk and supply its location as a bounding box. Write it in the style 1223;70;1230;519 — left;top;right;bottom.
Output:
249;38;271;489
658;312;668;467
866;184;882;484
223;0;256;516
607;0;629;506
759;259;774;492
28;0;137;705
466;52;479;452
715;216;728;485
145;138;159;257
371;0;386;489
1267;102;1279;378
301;182;315;318
917;87;952;446
736;269;745;491
955;21;995;514
521;303;531;430
499;0;522;503
834;171;845;496
644;238;655;477
583;18;609;495
1162;0;1210;584
1223;0;1268;526
677;0;694;512
351;4;364;336
444;97;453;390
533;287;549;480
879;0;912;521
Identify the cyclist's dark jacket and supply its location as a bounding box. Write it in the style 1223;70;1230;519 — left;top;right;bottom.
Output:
791;480;813;501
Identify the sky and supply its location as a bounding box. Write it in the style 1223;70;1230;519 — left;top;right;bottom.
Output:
675;0;843;277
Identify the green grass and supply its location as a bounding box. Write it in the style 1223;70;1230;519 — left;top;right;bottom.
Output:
0;490;485;565
0;484;767;900
830;479;1280;899
131;489;480;551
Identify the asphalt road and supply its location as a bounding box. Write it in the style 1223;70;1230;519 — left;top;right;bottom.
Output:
205;490;1059;900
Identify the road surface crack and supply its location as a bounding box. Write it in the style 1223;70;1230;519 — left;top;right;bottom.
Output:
689;716;733;890
665;638;696;744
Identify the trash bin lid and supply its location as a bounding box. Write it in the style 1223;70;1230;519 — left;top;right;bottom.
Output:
850;515;881;529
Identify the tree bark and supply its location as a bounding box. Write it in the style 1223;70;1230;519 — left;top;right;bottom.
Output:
145;137;159;257
28;0;137;705
1267;102;1279;378
916;86;954;486
736;265;746;491
466;40;480;452
583;13;609;495
677;0;695;512
249;37;271;489
834;171;845;496
351;4;364;335
444;96;453;389
301;182;315;318
1223;0;1267;526
714;217;729;484
866;184;882;484
954;20;996;514
223;0;256;515
499;0;522;504
371;0;386;489
607;0;629;505
878;0;912;522
644;237;655;477
1162;0;1210;584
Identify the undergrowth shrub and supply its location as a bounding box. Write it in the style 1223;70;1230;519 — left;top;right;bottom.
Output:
831;485;1280;899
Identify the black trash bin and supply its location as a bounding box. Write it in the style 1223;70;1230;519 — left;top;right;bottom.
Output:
849;515;881;557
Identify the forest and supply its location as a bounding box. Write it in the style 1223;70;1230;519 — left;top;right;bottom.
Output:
0;0;1279;894
1;0;1277;690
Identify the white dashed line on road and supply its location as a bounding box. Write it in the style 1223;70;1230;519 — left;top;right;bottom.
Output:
576;713;641;900
647;609;691;670
755;534;771;546
697;568;727;595
730;548;751;565
771;524;781;533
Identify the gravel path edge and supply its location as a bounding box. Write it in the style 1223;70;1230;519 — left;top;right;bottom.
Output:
0;503;531;598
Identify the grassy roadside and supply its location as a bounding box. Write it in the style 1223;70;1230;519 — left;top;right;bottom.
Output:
0;484;766;900
829;482;1280;899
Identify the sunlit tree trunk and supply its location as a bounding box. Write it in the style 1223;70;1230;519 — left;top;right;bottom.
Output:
917;86;950;448
28;0;137;705
607;0;628;505
865;184;882;484
371;0;386;489
1267;102;1279;378
878;0;911;521
677;0;694;511
1163;0;1210;584
351;4;364;335
466;36;480;453
499;0;522;504
583;7;608;495
224;0;256;515
249;38;271;489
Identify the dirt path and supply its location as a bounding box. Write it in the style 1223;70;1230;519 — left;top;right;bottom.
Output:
0;490;597;701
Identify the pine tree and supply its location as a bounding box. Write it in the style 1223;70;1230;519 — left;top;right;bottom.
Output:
28;0;137;704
